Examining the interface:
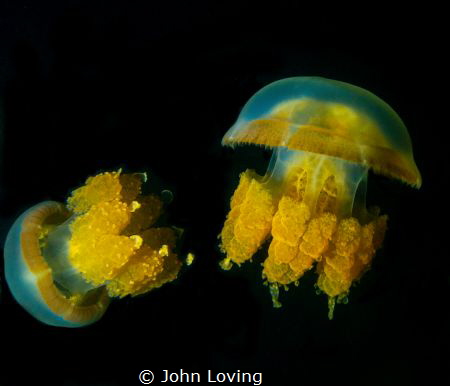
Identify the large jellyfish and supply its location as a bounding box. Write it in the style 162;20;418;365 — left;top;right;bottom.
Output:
219;77;421;318
4;170;183;327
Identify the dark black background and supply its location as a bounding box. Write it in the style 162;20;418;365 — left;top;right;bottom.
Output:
0;1;447;385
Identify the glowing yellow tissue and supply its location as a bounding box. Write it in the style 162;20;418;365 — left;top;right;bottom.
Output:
66;171;181;297
220;77;421;318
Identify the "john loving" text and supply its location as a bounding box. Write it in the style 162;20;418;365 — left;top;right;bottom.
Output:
161;369;262;385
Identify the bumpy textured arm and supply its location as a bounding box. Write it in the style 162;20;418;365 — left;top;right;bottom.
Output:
67;171;181;297
220;170;275;268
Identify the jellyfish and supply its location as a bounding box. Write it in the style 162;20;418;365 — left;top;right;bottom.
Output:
4;170;183;327
219;77;421;318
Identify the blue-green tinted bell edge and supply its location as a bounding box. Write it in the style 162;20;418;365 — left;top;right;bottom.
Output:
3;204;81;327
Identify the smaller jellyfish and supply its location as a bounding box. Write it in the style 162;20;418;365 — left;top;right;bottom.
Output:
4;170;183;327
219;77;421;318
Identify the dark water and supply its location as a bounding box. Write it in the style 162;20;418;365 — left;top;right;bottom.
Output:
0;2;447;385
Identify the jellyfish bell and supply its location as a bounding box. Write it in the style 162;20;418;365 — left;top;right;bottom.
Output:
4;171;183;327
4;201;110;327
223;76;421;188
220;77;421;318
